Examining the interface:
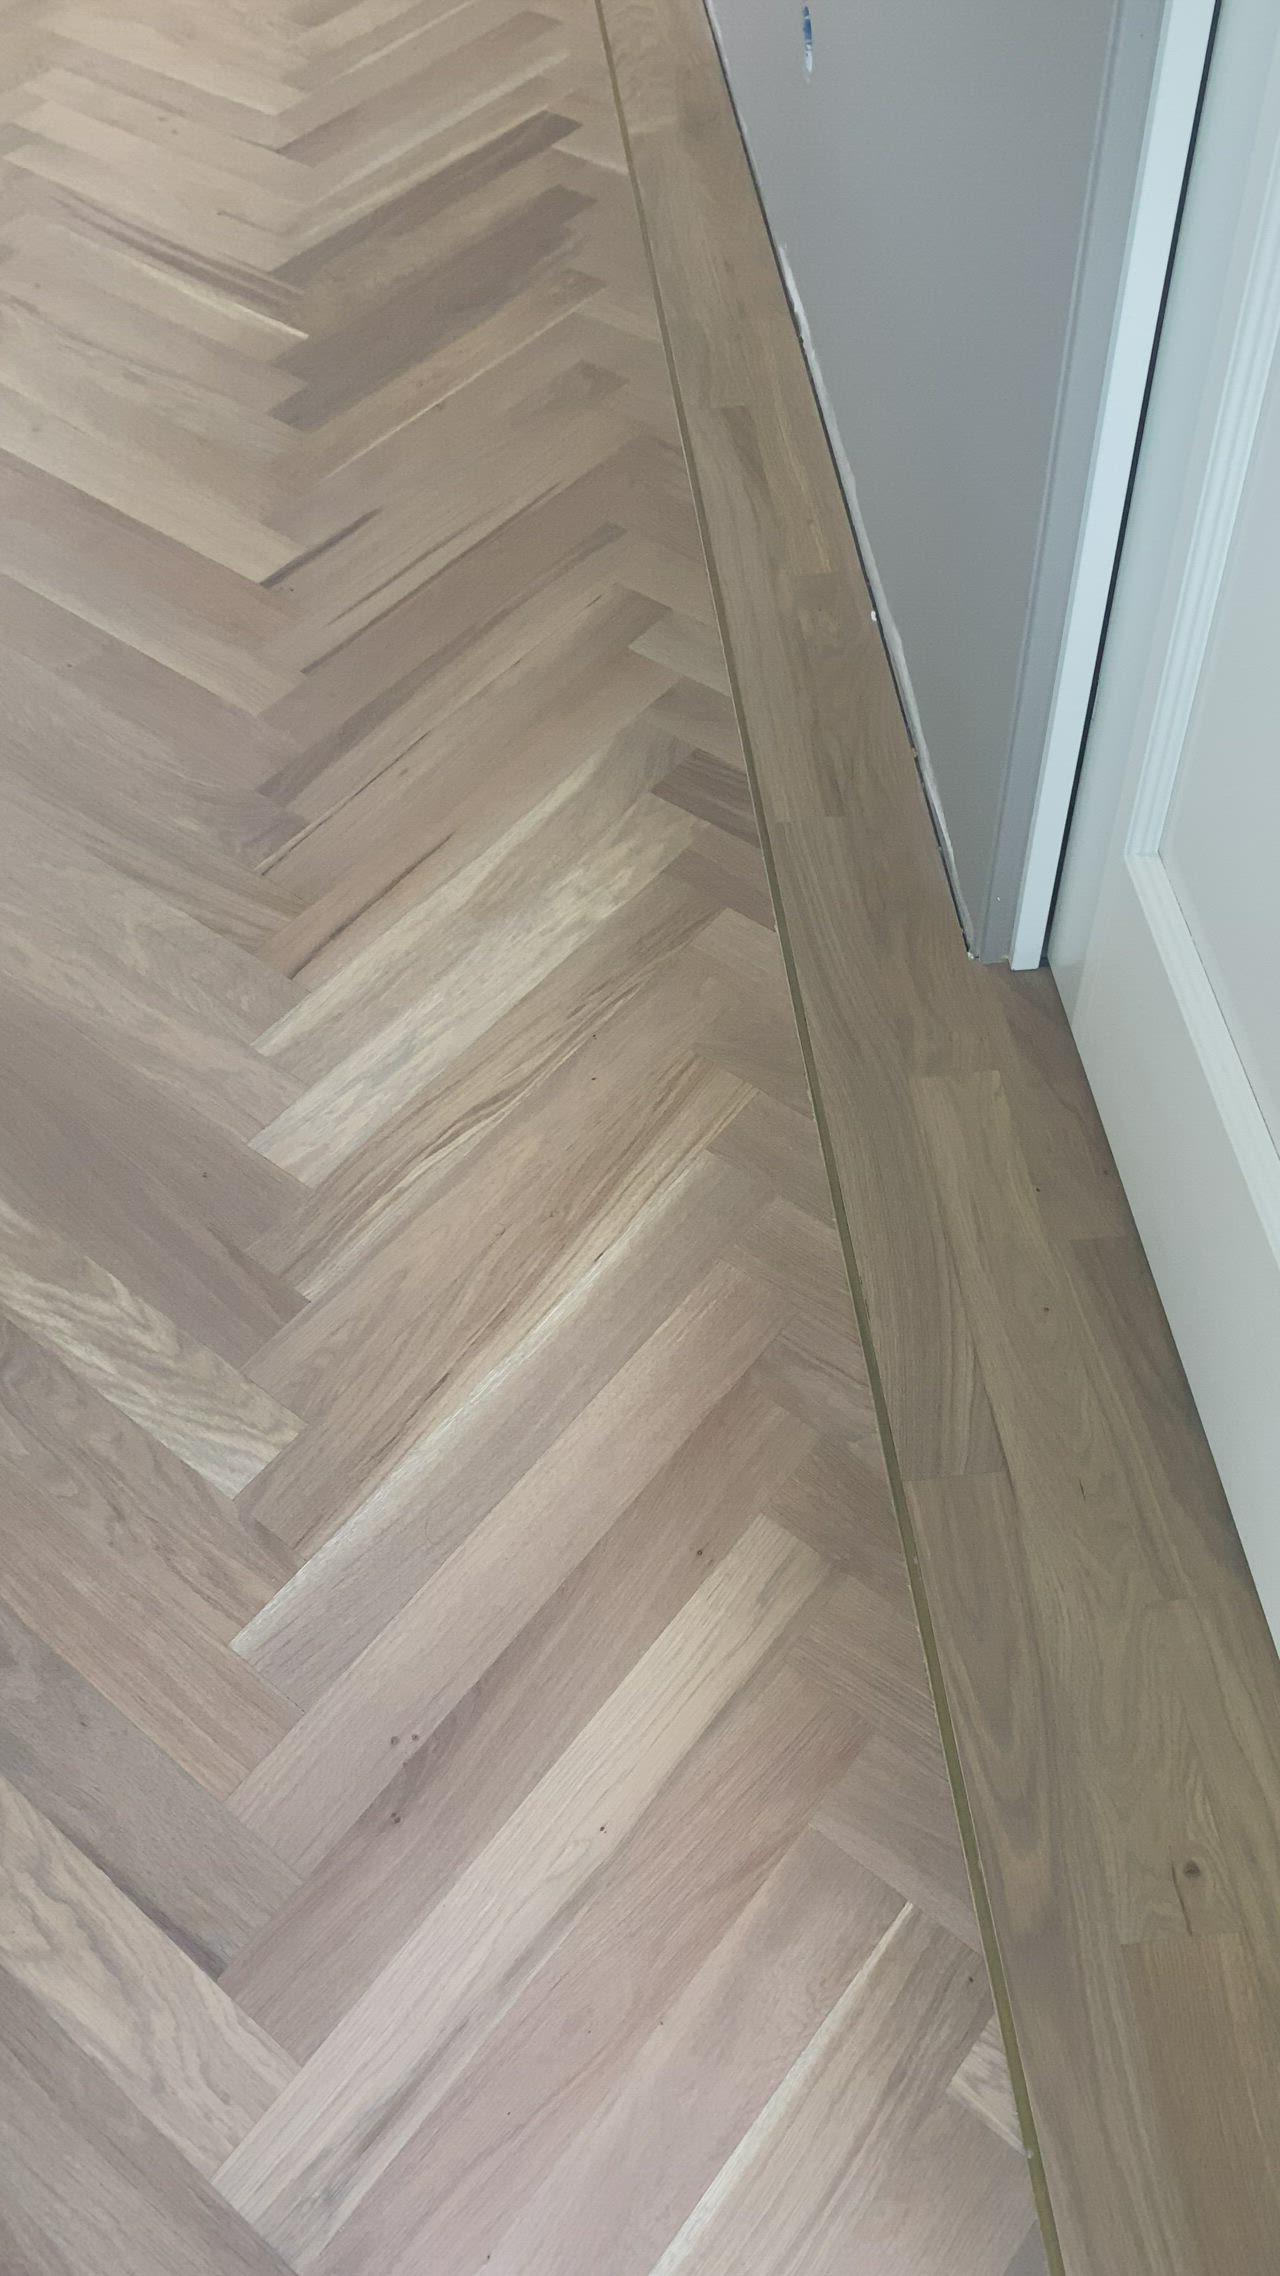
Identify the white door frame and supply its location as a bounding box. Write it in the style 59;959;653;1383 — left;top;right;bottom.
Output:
1009;0;1219;969
1051;0;1280;1637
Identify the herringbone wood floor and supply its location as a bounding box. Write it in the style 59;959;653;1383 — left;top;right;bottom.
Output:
0;3;1046;2270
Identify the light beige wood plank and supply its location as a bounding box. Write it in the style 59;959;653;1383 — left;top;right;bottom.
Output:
216;1517;827;2260
0;1600;299;1975
0;1966;297;2276
950;2018;1027;2153
0;1193;303;1495
814;1732;982;1952
476;1833;903;2276
0;1774;295;2173
642;1905;988;2276
231;1262;787;1868
313;1660;865;2276
224;1375;812;2055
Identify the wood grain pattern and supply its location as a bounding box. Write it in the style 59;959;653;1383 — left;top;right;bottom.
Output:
0;0;1043;2268
598;0;1280;2263
217;1520;828;2260
0;1776;294;2173
0;1600;298;1975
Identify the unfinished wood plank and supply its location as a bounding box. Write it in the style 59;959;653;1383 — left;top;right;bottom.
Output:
293;1662;865;2276
473;1834;903;2276
0;1775;295;2173
0;1968;296;2276
233;1153;764;1703
642;1905;989;2276
224;1376;813;2055
230;1263;787;1869
0;1194;303;1496
0;1601;298;1975
216;1518;827;2260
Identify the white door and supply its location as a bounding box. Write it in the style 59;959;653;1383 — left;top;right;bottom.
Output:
1052;0;1280;1643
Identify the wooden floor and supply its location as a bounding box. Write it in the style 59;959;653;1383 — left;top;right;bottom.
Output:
599;0;1280;2269
0;3;1049;2273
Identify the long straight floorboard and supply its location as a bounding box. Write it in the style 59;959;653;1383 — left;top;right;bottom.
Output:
595;0;1280;2267
0;1;1045;2273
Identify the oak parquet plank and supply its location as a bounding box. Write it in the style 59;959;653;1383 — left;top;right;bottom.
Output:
0;1469;295;1798
259;561;642;939
633;609;732;696
47;10;303;118
239;1030;750;1552
284;101;574;287
1006;2232;1054;2276
23;67;307;203
307;1665;860;2276
0;457;294;709
0;989;296;1260
762;1432;904;1590
0;951;300;1148
0;1316;291;1637
250;869;719;1296
641;1905;989;2276
0;997;302;1367
837;2092;1043;2276
1;640;297;838
235;1152;765;1698
0;1195;302;1497
0;761;299;954
0;797;299;1048
262;479;640;807
475;1834;903;2276
231;1263;786;1868
657;743;759;840
649;679;746;761
0;1970;295;2276
4;140;291;300
950;2018;1027;2152
250;777;689;1179
283;184;590;426
217;1518;828;2261
669;825;779;928
0;292;285;498
271;390;638;645
42;37;304;151
274;255;589;491
258;610;675;1066
223;1375;812;2053
0;1775;295;2173
0;1601;298;1976
0;253;301;422
0;344;288;565
285;9;564;151
813;1733;983;1954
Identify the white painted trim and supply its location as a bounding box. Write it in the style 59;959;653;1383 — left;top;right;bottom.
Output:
1009;0;1217;968
1128;122;1280;852
1129;857;1280;1255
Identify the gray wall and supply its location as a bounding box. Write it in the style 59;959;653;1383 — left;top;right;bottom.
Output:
706;0;1165;956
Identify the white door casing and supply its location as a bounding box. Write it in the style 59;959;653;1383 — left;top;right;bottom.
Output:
1010;0;1218;969
1052;0;1280;1642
